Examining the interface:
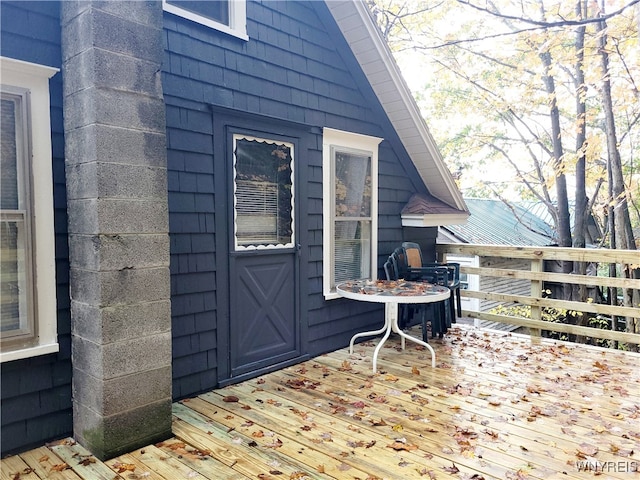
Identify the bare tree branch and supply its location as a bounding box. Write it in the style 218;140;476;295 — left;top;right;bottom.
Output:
457;0;640;28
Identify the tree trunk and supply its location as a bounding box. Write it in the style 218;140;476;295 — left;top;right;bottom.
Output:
539;47;573;303
596;12;639;343
573;0;589;343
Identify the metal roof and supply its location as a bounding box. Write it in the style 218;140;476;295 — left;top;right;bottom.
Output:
440;198;557;246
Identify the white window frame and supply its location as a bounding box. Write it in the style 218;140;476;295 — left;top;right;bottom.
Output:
232;134;295;251
1;56;58;362
322;128;381;300
162;0;248;41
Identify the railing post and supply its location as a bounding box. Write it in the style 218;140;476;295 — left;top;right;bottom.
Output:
530;257;544;339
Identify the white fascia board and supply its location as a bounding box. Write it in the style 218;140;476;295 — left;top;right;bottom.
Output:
402;213;470;227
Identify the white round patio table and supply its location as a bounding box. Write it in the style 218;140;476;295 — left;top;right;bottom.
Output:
336;279;450;373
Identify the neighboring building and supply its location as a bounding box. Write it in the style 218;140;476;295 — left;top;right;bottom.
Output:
0;0;467;458
438;198;555;316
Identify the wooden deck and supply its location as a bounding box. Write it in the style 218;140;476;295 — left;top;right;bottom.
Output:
3;325;639;479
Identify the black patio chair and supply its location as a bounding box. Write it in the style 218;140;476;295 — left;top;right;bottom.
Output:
402;242;462;323
389;248;449;340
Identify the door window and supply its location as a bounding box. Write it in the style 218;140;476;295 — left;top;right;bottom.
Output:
233;135;294;250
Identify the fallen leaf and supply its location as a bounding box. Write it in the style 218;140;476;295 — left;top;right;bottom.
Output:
338;360;353;371
264;438;283;449
387;441;418;451
576;443;598;458
78;457;96;467
411;366;421;375
442;463;460;473
113;462;137;473
370;418;387;426
223;395;239;402
51;463;70;472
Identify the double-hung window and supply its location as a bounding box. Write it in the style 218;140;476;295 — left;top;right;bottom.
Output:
163;0;247;40
1;56;58;362
323;128;381;299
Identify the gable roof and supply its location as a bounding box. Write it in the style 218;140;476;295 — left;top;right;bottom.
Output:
439;198;556;246
325;1;469;226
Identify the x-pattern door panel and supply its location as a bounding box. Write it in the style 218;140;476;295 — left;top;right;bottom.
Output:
230;254;296;376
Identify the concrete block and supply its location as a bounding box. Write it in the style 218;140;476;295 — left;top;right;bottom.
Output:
73;365;171;417
63;48;163;98
65;125;167;168
71;299;171;344
89;1;162;30
72;367;103;414
102;366;172;415
72;335;104;379
68;234;169;271
72;331;171;380
70;266;170;307
101;332;171;380
67;198;169;235
73;398;171;460
66;163;167;201
61;6;162;64
64;88;166;132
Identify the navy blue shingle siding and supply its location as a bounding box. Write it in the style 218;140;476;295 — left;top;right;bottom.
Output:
165;0;425;397
0;1;72;456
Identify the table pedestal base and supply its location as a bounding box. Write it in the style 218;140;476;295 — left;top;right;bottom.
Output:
349;302;436;373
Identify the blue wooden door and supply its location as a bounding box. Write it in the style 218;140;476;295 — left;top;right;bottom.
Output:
228;134;300;378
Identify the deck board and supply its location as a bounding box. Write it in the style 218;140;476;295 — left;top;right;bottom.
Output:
2;325;639;479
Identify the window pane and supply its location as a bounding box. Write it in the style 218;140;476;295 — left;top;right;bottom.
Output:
0;220;28;336
335;152;371;218
334;220;371;282
1;98;19;210
234;137;293;248
166;0;229;25
1;91;32;341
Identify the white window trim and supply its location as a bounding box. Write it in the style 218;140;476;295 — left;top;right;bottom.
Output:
322;128;381;300
162;0;248;41
1;56;59;363
232;134;295;251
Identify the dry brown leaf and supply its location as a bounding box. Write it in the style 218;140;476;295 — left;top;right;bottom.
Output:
38;455;49;462
338;360;353;371
167;442;186;450
411;366;420;375
113;462;137;473
265;438;283;449
387;441;418;451
576;443;599;457
223;395;239;402
51;463;70;472
442;463;460;473
593;361;609;370
291;471;310;479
